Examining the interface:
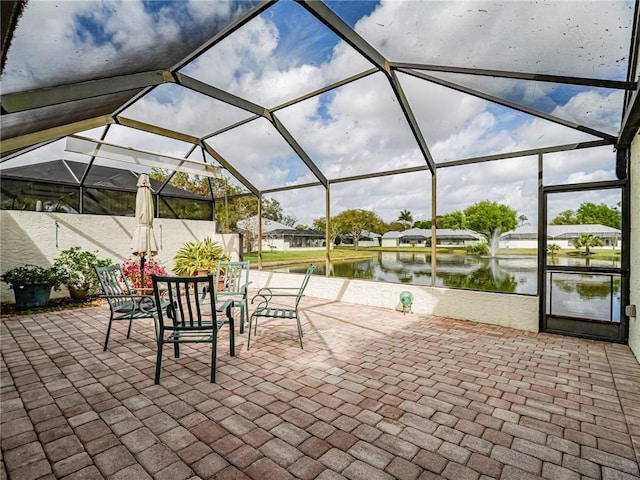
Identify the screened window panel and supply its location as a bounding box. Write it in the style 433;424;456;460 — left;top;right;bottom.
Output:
276;73;426;180
1;180;79;213
182;0;373;108
543;147;618;186
159;196;212;221
2;1;263;93
333;1;634;81
120;84;255;138
83;188;136;216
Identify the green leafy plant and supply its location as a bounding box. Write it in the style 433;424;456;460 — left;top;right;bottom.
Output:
173;237;230;276
1;265;64;291
466;242;489;255
547;243;561;257
53;247;113;295
573;233;604;255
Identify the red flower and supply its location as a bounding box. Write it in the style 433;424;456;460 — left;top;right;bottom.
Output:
121;257;168;289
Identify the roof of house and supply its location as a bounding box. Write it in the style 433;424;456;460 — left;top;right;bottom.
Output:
501;224;621;239
266;228;325;238
382;228;483;240
1;159;206;198
236;216;323;237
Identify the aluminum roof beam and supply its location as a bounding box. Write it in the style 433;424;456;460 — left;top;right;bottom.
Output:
390;62;634;90
399;68;618;144
201;141;259;197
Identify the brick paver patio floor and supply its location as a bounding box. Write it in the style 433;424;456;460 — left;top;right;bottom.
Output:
1;296;639;480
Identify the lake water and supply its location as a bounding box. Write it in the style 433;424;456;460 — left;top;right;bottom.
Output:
266;252;622;322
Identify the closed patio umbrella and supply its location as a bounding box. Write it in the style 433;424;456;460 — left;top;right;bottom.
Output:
131;174;158;289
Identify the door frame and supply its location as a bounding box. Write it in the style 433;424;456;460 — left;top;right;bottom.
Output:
538;179;630;343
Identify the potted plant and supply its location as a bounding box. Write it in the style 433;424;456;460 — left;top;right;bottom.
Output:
121;257;169;291
1;264;64;309
53;247;113;299
173;237;230;287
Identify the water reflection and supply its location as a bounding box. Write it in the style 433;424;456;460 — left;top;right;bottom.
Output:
267;253;621;321
547;272;621;322
270;253;537;293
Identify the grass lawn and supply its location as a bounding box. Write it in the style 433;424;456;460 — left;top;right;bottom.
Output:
245;245;620;265
244;247;376;266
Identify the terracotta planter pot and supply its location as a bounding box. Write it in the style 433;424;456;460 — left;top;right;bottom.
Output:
68;286;90;300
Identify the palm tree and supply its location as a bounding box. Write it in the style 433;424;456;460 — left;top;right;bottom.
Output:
547;243;560;257
398;210;413;229
572;233;604;255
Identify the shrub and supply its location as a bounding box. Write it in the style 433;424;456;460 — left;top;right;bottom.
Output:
466;243;489;255
173;237;229;276
53;247;113;294
1;265;64;291
121;257;168;289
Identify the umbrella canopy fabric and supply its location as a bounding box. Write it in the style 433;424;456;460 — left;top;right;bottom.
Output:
131;174;158;258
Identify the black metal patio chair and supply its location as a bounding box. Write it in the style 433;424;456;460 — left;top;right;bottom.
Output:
247;264;315;350
95;264;159;351
215;260;251;334
151;273;233;384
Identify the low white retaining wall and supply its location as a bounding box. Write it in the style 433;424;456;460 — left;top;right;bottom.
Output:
0;210;239;303
251;269;539;332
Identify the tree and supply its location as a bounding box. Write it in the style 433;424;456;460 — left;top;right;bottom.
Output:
551;209;578;225
280;214;298;227
312;217;341;246
398;210;413;229
518;214;528;226
463;201;517;241
572;233;604;255
386;221;407;231
552;202;621;229
333;209;384;251
412;220;432;229
547;243;560;257
436;211;466;229
576;202;621;229
153;170;212;196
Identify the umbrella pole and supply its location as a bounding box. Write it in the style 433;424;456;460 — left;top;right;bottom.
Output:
140;255;146;290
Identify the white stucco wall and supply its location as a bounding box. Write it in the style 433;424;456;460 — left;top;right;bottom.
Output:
251;269;539;332
0;211;239;302
629;134;640;362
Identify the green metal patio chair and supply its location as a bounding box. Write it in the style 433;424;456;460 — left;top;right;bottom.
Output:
247;264;315;350
151;273;233;384
215;260;251;334
95;264;158;351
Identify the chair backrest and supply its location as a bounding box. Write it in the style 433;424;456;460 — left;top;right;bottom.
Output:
216;261;250;295
95;265;138;311
151;274;217;330
295;264;315;308
95;265;132;295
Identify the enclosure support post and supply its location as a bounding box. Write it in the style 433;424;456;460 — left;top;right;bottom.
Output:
431;173;437;286
258;193;263;271
326;186;331;276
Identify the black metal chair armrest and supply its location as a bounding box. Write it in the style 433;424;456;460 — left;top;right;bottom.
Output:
216;298;234;315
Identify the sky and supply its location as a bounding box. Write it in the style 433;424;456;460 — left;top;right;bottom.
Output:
1;0;632;228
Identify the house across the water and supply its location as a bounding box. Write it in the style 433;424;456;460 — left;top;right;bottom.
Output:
499;224;621;249
381;228;484;247
237;216;325;252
